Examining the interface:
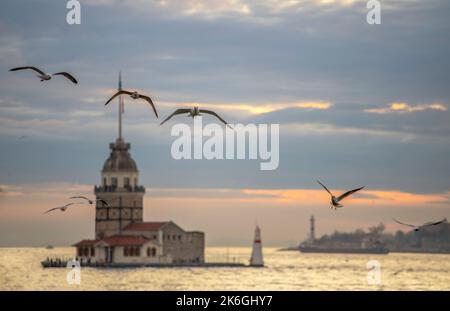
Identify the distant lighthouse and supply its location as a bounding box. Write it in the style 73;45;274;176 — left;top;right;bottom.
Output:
250;225;264;267
309;215;316;244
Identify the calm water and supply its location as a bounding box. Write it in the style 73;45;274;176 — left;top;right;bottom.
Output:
1;247;449;290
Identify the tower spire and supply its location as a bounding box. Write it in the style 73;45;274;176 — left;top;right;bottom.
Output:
118;71;123;140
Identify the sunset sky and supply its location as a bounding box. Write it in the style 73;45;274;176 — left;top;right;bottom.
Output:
1;0;450;246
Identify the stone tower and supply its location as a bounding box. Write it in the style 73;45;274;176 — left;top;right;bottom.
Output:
94;73;145;239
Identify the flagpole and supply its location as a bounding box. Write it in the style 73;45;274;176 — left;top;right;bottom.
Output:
118;71;123;140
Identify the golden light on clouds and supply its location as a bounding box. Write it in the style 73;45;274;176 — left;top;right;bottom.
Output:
365;102;447;114
240;188;450;207
164;101;332;115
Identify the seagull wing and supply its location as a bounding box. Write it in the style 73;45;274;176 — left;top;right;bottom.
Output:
69;196;90;202
53;72;78;84
96;199;109;206
160;109;191;126
10;66;45;75
65;202;82;207
105;90;132;106
423;218;447;227
317;180;333;196
199;109;230;127
44;207;61;214
337;186;365;202
392;218;416;228
139;95;158;118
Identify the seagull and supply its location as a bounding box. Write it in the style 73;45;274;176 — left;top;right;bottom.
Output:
316;180;365;210
70;196;109;206
104;90;158;118
160;107;231;127
9;66;78;84
44;203;82;214
392;218;447;232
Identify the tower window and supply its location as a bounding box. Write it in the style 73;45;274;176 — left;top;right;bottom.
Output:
103;178;107;186
124;177;130;187
111;178;118;187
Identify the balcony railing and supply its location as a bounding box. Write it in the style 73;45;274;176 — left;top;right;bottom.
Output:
94;185;145;193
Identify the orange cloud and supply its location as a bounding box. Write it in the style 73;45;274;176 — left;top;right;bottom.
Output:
240;188;450;207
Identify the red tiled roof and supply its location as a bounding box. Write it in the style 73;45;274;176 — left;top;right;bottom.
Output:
123;222;169;232
72;239;98;247
99;235;149;246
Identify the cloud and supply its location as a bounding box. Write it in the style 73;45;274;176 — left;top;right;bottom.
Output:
0;184;23;196
0;35;25;65
250;101;450;140
82;0;413;22
161;100;331;115
239;188;450;207
365;102;447;114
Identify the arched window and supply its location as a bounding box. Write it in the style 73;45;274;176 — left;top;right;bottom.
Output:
152;248;157;257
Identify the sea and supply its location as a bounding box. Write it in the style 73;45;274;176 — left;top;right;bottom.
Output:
1;247;449;290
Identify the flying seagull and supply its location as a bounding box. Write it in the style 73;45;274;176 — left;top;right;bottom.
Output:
105;90;158;118
392;218;447;232
9;66;78;84
44;203;82;214
317;180;365;210
160;107;231;128
70;196;109;206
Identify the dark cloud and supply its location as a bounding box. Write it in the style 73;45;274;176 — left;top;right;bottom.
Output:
0;0;449;195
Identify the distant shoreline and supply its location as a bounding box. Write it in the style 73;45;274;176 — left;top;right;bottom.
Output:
278;247;450;255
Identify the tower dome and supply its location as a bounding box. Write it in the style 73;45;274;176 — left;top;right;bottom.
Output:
102;138;138;173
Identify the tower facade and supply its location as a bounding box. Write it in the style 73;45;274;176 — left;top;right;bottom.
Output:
94;138;145;239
